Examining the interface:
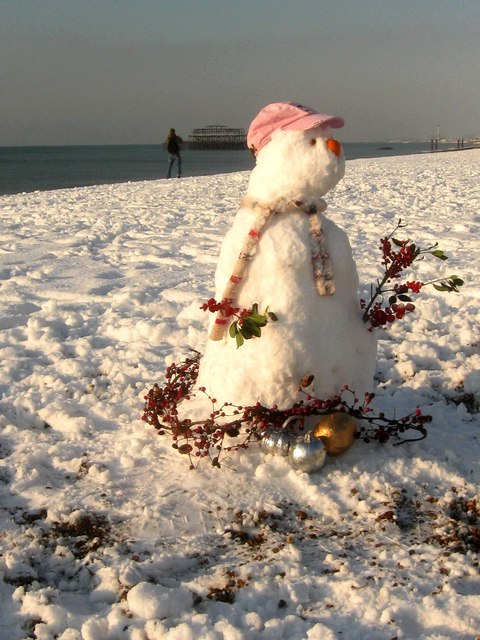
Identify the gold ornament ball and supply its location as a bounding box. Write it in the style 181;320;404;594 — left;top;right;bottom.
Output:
312;412;357;456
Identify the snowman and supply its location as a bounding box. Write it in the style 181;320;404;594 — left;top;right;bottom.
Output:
197;102;377;412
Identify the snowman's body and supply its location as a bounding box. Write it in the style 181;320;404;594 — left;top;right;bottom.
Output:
197;127;377;410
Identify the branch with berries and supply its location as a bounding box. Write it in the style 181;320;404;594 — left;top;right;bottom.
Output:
142;352;432;469
361;219;464;329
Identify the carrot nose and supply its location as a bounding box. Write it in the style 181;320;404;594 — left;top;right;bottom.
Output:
326;138;342;157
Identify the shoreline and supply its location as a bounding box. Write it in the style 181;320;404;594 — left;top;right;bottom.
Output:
3;142;478;197
422;145;480;154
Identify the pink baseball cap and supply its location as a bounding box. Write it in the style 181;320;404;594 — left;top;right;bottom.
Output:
247;102;344;154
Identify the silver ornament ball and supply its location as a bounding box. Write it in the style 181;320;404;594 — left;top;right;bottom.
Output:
259;416;299;457
288;430;327;473
259;430;295;456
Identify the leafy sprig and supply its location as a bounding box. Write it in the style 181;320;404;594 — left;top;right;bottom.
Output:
201;298;278;348
431;275;464;293
229;303;278;348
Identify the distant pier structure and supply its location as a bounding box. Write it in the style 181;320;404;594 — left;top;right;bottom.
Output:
430;137;475;151
431;137;463;151
187;125;247;150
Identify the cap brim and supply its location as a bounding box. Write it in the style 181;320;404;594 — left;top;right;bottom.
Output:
283;112;344;132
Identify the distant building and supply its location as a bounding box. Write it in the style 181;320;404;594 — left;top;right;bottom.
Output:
187;125;247;150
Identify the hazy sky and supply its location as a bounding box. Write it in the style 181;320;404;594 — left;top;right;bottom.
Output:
1;0;479;145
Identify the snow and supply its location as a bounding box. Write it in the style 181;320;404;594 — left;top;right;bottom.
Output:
126;582;193;621
0;149;479;639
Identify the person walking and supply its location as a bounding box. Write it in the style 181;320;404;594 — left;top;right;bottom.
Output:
166;128;184;178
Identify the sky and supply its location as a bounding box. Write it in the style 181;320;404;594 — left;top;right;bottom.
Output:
1;0;479;145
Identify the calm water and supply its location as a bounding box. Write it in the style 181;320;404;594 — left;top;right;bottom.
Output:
0;142;459;196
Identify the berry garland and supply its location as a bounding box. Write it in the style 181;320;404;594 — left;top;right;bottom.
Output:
142;351;432;469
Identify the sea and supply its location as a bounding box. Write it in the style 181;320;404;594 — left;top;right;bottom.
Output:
0;141;465;196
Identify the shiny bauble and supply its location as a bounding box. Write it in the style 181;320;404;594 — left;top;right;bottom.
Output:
288;431;327;473
259;416;299;456
259;430;295;456
312;412;356;456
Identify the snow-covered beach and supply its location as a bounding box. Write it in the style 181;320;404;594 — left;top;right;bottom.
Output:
0;149;479;639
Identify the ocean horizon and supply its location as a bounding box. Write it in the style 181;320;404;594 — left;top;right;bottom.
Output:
0;141;469;196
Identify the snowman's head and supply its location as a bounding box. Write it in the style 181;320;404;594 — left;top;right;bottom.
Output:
246;102;345;203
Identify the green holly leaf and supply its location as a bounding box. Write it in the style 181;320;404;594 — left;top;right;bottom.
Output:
431;249;448;260
447;279;462;292
229;322;238;338
240;322;253;339
249;323;262;338
242;319;262;338
235;332;244;348
250;316;268;327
